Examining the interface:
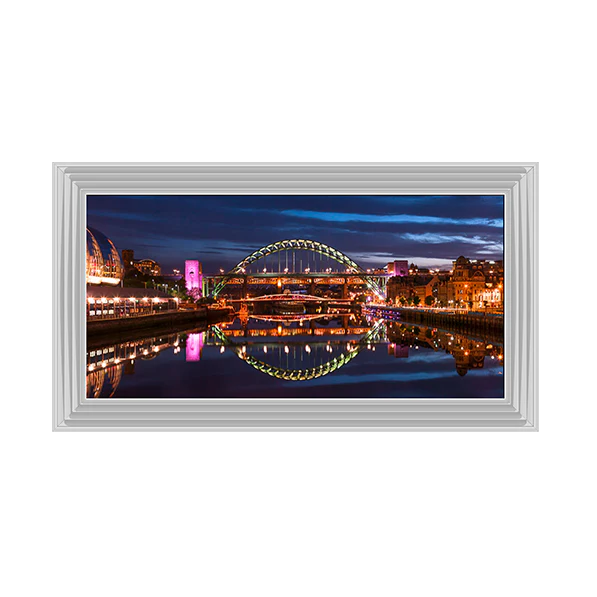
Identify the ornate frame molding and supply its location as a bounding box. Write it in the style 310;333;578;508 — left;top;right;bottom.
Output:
53;163;538;431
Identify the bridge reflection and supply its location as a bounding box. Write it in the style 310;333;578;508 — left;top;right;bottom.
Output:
210;319;386;382
85;316;504;397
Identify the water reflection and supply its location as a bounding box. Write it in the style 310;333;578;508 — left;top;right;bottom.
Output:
86;315;504;398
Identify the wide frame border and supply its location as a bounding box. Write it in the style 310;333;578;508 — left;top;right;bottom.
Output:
53;162;538;431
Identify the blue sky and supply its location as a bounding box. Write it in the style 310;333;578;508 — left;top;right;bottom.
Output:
87;194;504;274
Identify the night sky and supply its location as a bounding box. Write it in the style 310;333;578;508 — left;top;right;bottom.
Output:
87;195;504;274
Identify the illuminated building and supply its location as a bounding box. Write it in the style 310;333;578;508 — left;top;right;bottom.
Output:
386;260;409;277
185;260;203;295
86;227;124;286
86;286;178;319
134;258;161;276
449;257;504;309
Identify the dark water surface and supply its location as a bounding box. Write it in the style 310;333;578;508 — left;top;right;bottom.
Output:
86;315;504;399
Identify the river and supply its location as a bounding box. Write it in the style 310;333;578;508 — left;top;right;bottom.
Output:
86;313;504;399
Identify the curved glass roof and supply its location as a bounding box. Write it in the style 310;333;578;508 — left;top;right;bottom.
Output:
86;227;124;285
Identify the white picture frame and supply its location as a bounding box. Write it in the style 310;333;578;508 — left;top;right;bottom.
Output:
53;162;538;431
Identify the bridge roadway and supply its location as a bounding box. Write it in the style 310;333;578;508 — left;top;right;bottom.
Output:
203;271;391;299
245;293;346;302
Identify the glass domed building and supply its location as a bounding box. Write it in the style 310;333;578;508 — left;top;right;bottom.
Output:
86;227;124;285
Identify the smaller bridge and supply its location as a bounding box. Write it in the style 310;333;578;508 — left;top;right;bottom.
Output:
249;293;329;302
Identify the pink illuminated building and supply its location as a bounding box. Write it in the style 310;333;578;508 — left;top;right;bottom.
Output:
185;260;203;296
387;260;409;277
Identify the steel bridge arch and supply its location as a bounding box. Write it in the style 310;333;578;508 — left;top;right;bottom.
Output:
210;239;385;299
210;320;385;382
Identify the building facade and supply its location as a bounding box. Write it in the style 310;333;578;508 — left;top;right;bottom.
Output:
449;256;504;309
385;256;504;310
185;260;203;297
386;260;409;277
134;259;161;276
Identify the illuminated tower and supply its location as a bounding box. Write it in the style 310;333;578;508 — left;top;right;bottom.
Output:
185;260;203;296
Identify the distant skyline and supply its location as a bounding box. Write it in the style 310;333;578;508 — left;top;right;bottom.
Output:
87;195;504;274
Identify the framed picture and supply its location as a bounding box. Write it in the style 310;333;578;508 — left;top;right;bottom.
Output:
53;163;537;430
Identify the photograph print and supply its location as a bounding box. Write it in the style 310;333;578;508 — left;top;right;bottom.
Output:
85;194;504;399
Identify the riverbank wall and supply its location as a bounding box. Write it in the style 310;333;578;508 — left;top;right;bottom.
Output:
87;307;233;347
366;306;503;337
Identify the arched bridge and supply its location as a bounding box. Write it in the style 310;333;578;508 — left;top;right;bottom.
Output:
208;239;386;300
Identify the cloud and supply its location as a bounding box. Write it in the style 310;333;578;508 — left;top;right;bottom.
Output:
281;210;503;228
400;233;489;245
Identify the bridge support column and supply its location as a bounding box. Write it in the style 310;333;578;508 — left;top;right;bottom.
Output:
342;279;349;299
242;275;247;300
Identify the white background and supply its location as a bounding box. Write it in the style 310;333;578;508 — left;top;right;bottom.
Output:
2;1;595;596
